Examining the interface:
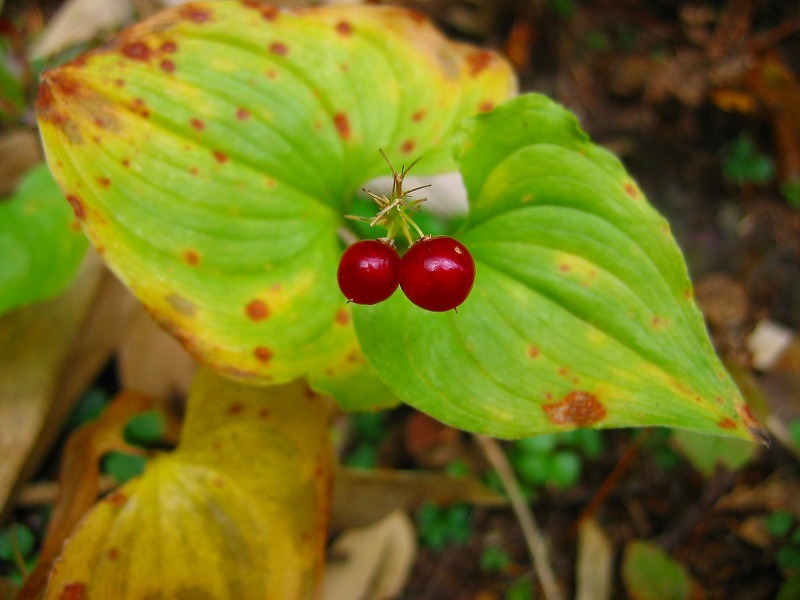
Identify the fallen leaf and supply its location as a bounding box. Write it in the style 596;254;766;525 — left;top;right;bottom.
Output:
575;518;613;600
323;510;417;600
670;429;757;477
332;467;506;530
40;368;333;600
29;0;133;59
0;252;103;521
117;304;196;402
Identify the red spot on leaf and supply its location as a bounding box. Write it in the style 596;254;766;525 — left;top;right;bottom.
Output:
161;41;178;53
543;391;606;427
66;195;86;220
96;176;110;188
333;112;350;139
270;42;288;55
254;346;274;363
335;308;350;325
558;263;571;273
737;404;768;444
719;418;737;430
183;249;200;265
179;5;212;22
190;117;205;131
258;408;271;419
236;107;251;120
108;548;120;560
243;1;279;20
406;8;427;24
213;150;228;163
557;366;568;377
58;582;86;600
121;41;151;61
114;78;126;87
528;345;540;358
336;21;352;35
246;299;269;321
412;109;427;122
130;98;150;118
624;181;639;199
401;140;415;153
160;59;175;73
229;403;244;414
466;50;493;76
107;491;126;506
478;100;495;113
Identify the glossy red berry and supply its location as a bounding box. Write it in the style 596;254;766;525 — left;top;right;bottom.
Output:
399;236;475;312
337;239;400;305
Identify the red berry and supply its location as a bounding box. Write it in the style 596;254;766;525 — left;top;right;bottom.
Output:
399;236;475;312
337;239;400;305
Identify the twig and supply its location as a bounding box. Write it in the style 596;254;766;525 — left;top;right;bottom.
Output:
474;434;564;600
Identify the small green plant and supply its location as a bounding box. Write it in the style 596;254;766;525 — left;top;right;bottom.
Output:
415;502;472;552
507;429;603;496
505;576;536;600
480;544;512;573
722;135;775;186
767;510;800;575
0;522;37;586
344;411;388;469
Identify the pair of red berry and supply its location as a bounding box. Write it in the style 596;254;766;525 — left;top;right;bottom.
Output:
337;236;475;312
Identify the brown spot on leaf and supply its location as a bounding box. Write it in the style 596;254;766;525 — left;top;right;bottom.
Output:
189;166;199;176
719;418;737;430
183;249;200;265
623;181;639;199
406;8;427;24
478;101;495;112
651;316;668;328
333;112;350;139
160;58;175;73
558;263;571;273
107;490;126;506
228;403;244;414
66;195;86;220
254;346;274;363
335;308;350;325
246;299;269;321
130;98;150;118
270;42;288;55
236;107;251;120
96;176;110;188
58;582;86;600
122;158;131;168
528;345;540;358
108;548;120;560
121;41;151;61
258;408;271;419
212;150;228;163
412;109;427;122
161;41;177;53
466;50;493;76
543;391;606;426
336;21;352;35
190;117;205;131
179;5;212;23
737;404;769;445
401;140;415;153
243;1;279;20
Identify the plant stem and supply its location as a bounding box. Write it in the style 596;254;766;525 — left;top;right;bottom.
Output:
474;434;564;600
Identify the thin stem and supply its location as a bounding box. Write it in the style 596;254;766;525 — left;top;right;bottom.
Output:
475;434;565;600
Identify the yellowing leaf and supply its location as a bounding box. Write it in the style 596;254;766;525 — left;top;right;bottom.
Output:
36;2;516;410
42;369;333;600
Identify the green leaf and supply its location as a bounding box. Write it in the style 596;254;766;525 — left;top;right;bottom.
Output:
670;429;756;477
36;2;516;411
123;410;166;446
766;510;794;538
547;450;581;489
356;94;765;442
0;164;88;317
101;451;147;483
622;540;691;600
0;523;35;561
778;575;800;600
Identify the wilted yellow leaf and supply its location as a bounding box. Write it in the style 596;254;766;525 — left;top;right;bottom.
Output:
42;369;333;600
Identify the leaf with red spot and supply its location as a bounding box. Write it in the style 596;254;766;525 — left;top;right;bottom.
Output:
42;368;332;600
355;94;766;442
36;2;516;409
0;164;87;317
